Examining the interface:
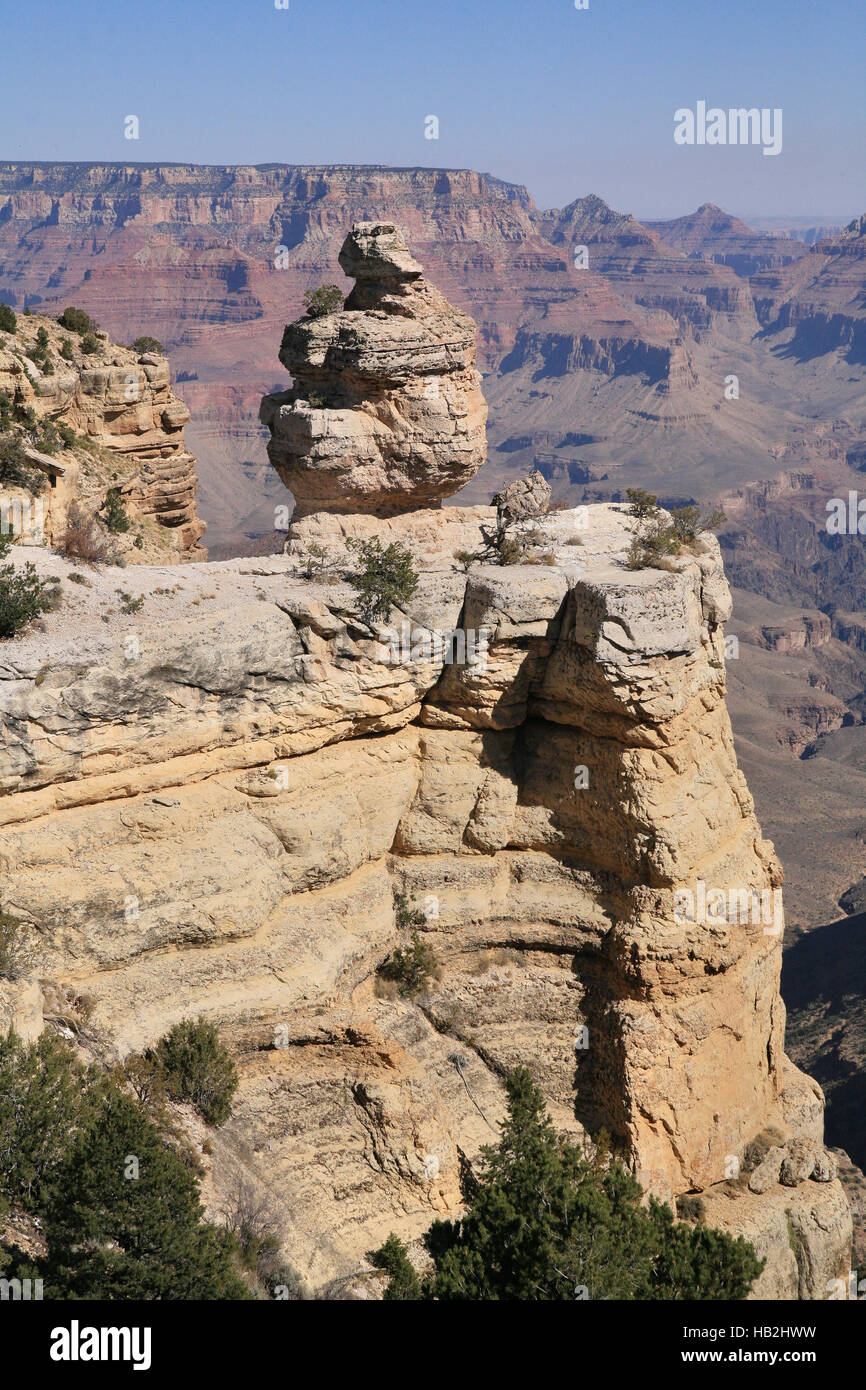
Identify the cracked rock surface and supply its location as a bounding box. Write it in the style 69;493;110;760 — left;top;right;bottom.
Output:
260;222;488;518
0;502;851;1295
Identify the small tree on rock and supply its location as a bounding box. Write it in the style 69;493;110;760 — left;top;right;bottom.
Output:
302;284;343;318
151;1017;238;1126
347;537;418;624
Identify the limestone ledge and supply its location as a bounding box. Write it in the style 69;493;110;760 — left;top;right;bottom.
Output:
0;502;851;1292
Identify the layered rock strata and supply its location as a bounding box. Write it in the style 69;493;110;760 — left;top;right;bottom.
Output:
0;312;205;557
0;503;850;1296
260;222;488;517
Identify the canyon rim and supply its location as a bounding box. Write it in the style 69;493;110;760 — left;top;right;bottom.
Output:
0;225;852;1300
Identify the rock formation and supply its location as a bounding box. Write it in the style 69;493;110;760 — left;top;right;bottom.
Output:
751;213;866;360
0;311;205;558
492;467;551;524
260;222;488;517
645;203;804;278
541;193;757;336
0;238;852;1298
0;498;850;1296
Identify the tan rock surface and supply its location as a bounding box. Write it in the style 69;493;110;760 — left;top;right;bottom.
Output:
261;223;487;517
0;313;205;558
0;500;851;1292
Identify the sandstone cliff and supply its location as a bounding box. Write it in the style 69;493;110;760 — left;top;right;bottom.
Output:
0;310;205;557
0;230;852;1299
0;498;850;1295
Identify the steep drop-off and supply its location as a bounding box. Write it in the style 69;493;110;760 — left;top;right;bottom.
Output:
0;233;852;1296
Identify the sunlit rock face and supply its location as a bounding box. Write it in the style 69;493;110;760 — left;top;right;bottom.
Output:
260;222;488;518
0;504;851;1295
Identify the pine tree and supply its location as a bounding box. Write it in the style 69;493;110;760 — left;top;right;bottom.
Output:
42;1088;250;1300
372;1067;763;1301
367;1233;423;1300
0;1030;98;1212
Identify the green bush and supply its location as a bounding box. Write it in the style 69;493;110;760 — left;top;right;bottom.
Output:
59;338;74;361
117;589;144;614
0;1031;99;1212
41;1087;250;1299
80;333;100;356
56;421;76;447
371;1067;764;1300
347;536;419;623
0;434;48;493
377;932;439;998
376;890;439;997
626;486;662;522
103;487;130;533
132;335;164;354
669;503;727;545
0;304;16;334
302;284;343;318
0;532;54;638
394;890;427;931
0;1030;252;1299
58;306;96;335
36;421;60;456
298;541;332;579
625;490;726;570
151;1017;239;1126
368;1233;423;1300
625;516;679;570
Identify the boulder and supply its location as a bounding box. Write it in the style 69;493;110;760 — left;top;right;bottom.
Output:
260;222;487;518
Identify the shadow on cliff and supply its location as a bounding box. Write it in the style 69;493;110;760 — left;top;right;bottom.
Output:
781;909;866;1169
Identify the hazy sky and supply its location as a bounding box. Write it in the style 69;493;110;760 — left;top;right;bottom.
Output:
1;0;862;219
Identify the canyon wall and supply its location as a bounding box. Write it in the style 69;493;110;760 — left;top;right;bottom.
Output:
0;310;205;557
0;229;852;1297
0;500;850;1296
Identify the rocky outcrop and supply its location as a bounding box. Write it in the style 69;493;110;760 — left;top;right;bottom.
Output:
751;214;866;360
492;468;551;523
0;240;851;1297
0;311;205;558
0;499;850;1295
646;204;804;278
260;223;488;516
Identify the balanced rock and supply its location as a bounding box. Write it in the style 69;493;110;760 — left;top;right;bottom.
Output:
493;469;552;525
260;222;487;518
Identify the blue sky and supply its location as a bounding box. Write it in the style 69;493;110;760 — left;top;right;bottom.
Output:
1;0;862;218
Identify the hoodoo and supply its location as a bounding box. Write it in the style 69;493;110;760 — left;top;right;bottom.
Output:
260;222;488;518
